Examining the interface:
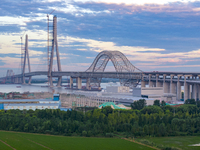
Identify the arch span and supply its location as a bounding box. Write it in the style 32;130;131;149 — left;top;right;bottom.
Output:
86;51;142;73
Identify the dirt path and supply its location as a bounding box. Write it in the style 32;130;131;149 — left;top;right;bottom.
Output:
26;138;53;150
0;139;16;150
122;138;160;150
16;133;53;150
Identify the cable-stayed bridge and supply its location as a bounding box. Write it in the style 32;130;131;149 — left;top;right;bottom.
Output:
1;15;200;102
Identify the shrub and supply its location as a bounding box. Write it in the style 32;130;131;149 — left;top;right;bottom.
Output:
105;133;113;137
82;130;87;136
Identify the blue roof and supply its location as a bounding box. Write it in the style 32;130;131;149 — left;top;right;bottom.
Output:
0;99;54;103
4;103;59;106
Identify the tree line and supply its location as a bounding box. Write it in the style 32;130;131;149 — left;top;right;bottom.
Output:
1;99;200;138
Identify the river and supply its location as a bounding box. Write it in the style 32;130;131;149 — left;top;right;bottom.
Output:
0;82;120;93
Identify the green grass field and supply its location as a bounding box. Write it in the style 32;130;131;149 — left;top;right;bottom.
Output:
0;131;154;150
138;136;200;150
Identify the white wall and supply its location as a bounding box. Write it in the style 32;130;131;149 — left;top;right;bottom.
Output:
141;87;163;95
106;86;129;93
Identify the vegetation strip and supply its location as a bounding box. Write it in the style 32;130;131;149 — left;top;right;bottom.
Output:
123;138;160;150
0;139;16;150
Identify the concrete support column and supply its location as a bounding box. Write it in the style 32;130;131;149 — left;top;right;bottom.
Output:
77;77;82;89
141;74;146;87
184;75;189;101
176;75;181;101
192;84;197;101
198;84;200;101
14;77;19;84
163;74;169;93
170;75;175;94
28;77;31;85
141;81;145;87
156;74;161;87
57;77;62;87
22;76;26;84
163;82;170;93
170;83;176;94
188;85;191;99
149;74;153;87
152;81;156;87
86;78;91;90
70;77;73;88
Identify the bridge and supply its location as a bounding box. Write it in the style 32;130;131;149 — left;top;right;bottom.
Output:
1;15;200;102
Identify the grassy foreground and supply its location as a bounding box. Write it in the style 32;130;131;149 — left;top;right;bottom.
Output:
0;131;154;150
137;136;200;150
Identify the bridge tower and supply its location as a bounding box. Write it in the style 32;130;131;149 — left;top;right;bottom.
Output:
48;15;62;87
22;34;31;84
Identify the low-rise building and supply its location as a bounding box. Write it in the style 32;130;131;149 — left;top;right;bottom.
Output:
106;86;130;93
0;94;61;111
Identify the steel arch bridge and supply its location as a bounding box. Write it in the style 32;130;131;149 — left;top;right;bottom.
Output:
86;51;143;87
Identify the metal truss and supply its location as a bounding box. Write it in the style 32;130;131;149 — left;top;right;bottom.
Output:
86;51;143;87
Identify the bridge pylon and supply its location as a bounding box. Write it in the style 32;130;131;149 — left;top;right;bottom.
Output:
22;34;31;84
48;15;62;87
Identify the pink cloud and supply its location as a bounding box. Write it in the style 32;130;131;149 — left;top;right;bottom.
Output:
88;2;200;16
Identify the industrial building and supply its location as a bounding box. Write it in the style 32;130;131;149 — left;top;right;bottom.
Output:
68;85;155;106
0;94;60;111
106;86;130;93
141;87;176;101
4;103;59;111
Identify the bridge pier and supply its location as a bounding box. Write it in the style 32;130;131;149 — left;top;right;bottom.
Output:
170;75;176;94
14;77;19;84
70;77;73;88
28;77;31;84
57;77;62;87
86;78;91;90
189;85;191;99
176;75;182;100
163;75;169;93
77;77;82;89
192;84;197;101
141;81;145;87
156;74;162;87
184;75;189;101
170;82;176;95
198;84;200;100
163;82;170;93
22;76;26;84
149;74;154;87
141;74;145;87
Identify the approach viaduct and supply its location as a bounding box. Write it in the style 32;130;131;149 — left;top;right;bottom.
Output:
2;71;200;102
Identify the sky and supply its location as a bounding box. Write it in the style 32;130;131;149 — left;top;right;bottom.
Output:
1;0;200;76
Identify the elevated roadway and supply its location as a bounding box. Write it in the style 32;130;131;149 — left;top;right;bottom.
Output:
2;71;200;81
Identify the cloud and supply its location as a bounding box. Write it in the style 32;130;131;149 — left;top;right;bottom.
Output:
75;1;200;17
76;48;88;51
0;32;45;56
58;35;200;68
1;0;200;73
74;0;199;5
86;57;95;59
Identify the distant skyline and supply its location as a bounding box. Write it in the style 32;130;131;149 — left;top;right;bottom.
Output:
1;0;200;76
